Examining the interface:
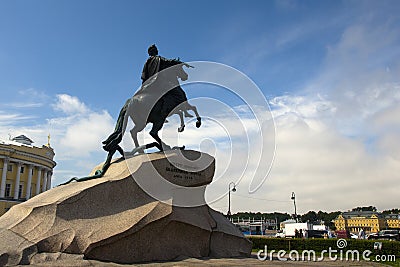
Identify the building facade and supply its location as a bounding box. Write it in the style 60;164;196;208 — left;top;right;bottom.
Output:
385;214;400;229
0;135;56;216
334;211;396;233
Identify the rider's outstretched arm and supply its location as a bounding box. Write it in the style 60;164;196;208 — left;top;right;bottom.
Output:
164;57;194;68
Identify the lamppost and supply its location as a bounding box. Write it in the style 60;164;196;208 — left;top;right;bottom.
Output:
291;192;297;222
227;182;236;218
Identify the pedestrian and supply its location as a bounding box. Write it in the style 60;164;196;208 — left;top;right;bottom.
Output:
358;228;365;239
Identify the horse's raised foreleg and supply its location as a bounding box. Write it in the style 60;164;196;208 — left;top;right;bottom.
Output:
183;110;194;118
185;103;201;128
167;106;186;132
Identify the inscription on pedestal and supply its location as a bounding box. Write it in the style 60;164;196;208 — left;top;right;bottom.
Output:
166;162;203;181
147;150;215;187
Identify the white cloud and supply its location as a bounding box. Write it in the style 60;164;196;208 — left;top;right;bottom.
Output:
60;111;114;154
369;103;400;161
0;112;36;123
377;133;400;161
250;15;400;213
52;94;90;115
209;93;400;214
213;14;400;213
0;93;114;185
2;103;43;108
17;88;49;101
0;88;50;110
370;103;400;133
307;21;400;120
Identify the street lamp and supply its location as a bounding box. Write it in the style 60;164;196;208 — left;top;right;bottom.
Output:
291;192;297;222
227;182;236;218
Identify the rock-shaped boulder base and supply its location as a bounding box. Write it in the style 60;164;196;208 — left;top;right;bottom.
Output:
0;150;251;266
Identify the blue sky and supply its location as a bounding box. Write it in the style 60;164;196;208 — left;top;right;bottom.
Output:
1;0;399;213
1;0;357;110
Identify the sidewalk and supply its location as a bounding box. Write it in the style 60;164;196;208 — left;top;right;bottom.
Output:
27;252;387;267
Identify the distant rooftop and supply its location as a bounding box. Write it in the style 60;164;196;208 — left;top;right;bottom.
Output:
12;135;34;145
0;134;34;147
342;210;384;219
385;214;400;219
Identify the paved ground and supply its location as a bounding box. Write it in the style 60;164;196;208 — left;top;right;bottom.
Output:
25;252;389;267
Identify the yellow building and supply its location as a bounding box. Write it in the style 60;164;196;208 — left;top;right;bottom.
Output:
335;214;347;230
334;211;386;233
385;214;400;229
0;135;56;216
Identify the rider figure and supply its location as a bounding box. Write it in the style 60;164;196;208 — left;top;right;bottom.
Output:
142;44;181;83
142;44;193;118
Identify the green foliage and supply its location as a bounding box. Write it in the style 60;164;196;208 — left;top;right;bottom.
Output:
301;211;318;223
382;208;400;214
249;237;400;258
352;206;377;212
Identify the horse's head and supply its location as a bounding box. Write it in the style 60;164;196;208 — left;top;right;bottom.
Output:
176;64;188;81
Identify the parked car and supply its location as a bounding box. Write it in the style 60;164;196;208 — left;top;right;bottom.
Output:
306;229;332;238
334;231;361;239
367;230;400;241
350;233;359;239
335;230;351;239
367;233;377;239
275;230;285;238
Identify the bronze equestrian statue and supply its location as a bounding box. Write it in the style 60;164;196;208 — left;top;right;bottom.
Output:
61;45;201;184
103;44;201;156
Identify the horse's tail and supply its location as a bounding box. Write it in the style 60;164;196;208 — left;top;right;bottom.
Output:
102;98;131;152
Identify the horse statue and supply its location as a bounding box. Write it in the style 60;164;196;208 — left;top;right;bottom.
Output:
60;63;200;184
124;63;201;152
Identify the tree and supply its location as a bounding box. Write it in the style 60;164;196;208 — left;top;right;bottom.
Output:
301;211;318;223
352;206;377;212
382;208;400;214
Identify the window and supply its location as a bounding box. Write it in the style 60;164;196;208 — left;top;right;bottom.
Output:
20;166;25;174
31;168;34;175
18;184;23;199
5;184;11;197
7;165;12;172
